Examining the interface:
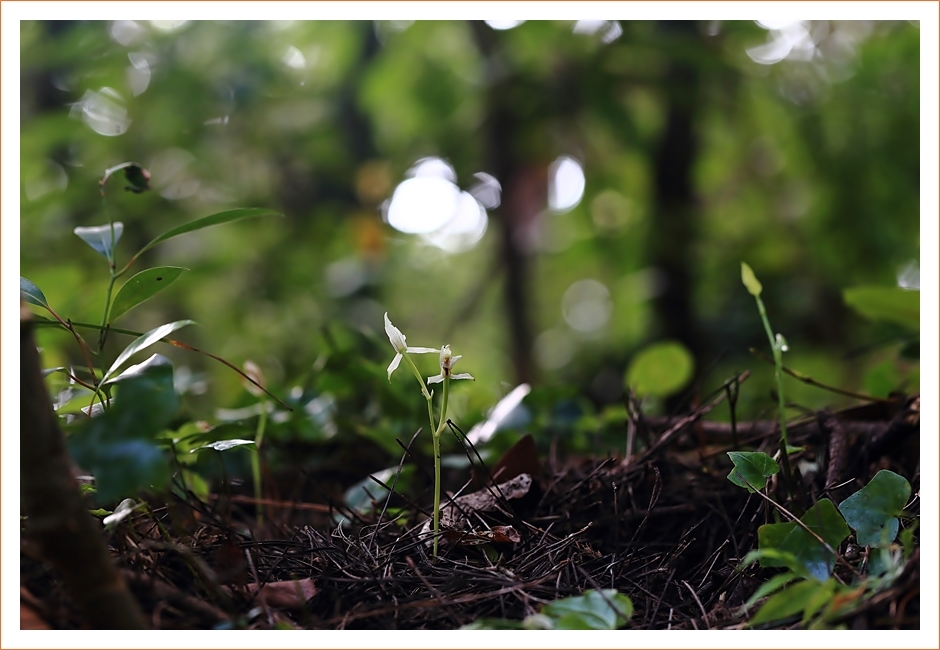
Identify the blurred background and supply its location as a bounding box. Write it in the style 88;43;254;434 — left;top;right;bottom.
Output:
20;20;920;467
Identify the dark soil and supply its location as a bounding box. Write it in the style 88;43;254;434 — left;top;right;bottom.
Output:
21;393;920;630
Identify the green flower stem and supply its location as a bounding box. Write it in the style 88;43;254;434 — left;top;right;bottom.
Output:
251;398;269;527
402;352;433;401
93;199;120;409
753;293;796;504
430;376;450;558
400;350;450;558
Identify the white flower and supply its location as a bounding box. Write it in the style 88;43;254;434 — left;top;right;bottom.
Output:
427;344;475;384
384;313;437;380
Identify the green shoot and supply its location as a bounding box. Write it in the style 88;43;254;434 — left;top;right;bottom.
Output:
741;262;796;504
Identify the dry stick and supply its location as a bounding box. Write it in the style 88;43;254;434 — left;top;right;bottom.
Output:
641;370;750;459
20;304;146;629
816;409;848;491
405;557;464;627
749;348;896;404
681;579;712;630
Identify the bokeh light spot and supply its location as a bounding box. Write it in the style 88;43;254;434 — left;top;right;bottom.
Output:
548;156;585;213
563;279;612;333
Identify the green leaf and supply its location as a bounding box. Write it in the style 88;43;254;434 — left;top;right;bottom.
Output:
741;261;763;296
625;340;694;398
130;208;283;261
20;276;51;310
741;571;800;610
109;266;186;322
101;319;195;386
838;470;911;547
67;355;178;504
194;439;257;452
41;366;71;378
843;286;919;331
757;499;850;580
749;579;821;626
727;451;780;492
540;589;633;630
74;222;123;259
800;579;837;625
343;466;411;514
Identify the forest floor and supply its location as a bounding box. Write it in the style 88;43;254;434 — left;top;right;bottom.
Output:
21;393;920;631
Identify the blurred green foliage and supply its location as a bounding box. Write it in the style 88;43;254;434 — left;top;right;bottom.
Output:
21;20;920;468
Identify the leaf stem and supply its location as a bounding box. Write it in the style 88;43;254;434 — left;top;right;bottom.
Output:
252;398;269;527
430;376;450;558
753;293;796;505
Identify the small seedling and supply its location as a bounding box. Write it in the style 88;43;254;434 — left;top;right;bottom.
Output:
741;261;796;502
383;313;474;558
21;161;283;504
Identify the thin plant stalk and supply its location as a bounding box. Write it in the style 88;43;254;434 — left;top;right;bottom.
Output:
742;262;796;504
251;398;269;527
430;376;450;558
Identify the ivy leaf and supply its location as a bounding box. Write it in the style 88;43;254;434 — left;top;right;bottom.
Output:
727;451;780;492
757;499;850;581
843;286;919;331
540;589;634;630
749;579;829;627
838;470;911;547
109;266;186;322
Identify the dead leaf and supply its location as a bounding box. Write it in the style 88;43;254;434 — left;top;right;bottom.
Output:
487;433;541;485
246;578;317;609
422;473;532;546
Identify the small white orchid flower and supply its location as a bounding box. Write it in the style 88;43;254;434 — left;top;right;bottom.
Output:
384;313;437;380
427;344;475;385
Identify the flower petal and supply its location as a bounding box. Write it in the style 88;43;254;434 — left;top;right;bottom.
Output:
384;313;407;353
406;346;438;354
427;374;445;385
451;373;475;381
387;352;403;380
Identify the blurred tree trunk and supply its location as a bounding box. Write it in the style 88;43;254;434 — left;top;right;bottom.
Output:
470;21;539;385
20;304;147;629
650;21;703;362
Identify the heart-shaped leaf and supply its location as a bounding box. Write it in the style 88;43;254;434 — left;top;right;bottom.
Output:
843;286;919;331
101;320;195;385
757;499;850;581
20;276;51;310
541;589;634;630
727;451;780;492
74;222;123;259
109;266;186;322
838;470;911;547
